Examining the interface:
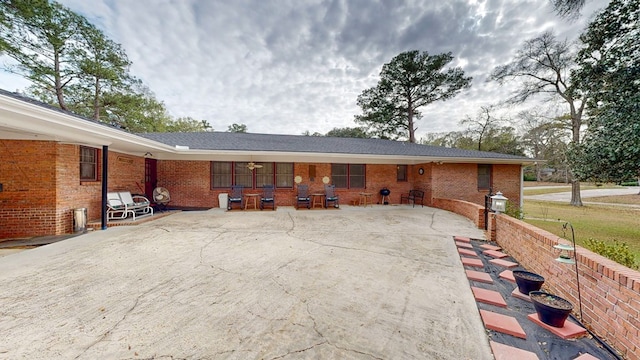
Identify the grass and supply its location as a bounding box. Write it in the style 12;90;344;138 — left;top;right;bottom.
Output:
523;200;640;259
523;184;622;196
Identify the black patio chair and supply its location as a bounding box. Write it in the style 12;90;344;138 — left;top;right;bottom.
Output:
227;185;244;210
296;184;310;209
260;185;276;210
324;184;339;208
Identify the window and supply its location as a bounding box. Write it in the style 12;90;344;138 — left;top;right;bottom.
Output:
80;146;97;181
478;164;492;190
211;162;293;189
331;164;365;189
234;162;252;187
397;165;408;182
212;162;232;188
275;163;293;188
255;163;274;187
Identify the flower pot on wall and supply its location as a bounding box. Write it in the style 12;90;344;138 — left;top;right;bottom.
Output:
513;270;545;295
530;291;573;328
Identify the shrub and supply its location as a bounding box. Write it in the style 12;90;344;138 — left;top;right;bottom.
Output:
504;202;524;220
584;238;639;269
523;173;537;181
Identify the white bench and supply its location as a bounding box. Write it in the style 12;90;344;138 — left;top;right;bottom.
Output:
107;192;154;221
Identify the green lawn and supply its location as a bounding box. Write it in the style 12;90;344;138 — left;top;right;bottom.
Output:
522;200;640;258
523;184;621;196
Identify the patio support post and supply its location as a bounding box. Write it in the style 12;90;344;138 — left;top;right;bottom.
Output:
101;145;108;230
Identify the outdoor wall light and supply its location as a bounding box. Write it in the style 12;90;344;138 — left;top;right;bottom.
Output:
554;243;576;264
490;191;508;213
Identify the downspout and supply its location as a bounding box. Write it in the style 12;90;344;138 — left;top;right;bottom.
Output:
520;165;524;211
101;145;108;230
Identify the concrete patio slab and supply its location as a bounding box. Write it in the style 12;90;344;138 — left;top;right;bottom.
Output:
0;206;492;360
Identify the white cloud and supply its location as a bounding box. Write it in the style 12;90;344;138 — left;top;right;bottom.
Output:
1;0;608;139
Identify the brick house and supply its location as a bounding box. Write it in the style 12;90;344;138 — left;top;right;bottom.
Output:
0;89;532;240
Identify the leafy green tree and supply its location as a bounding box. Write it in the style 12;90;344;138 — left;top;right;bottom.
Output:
227;123;247;133
301;130;323;136
519;111;571;181
102;82;172;132
570;0;640;183
325;126;370;138
0;0;85;110
491;31;586;206
166;117;212;132
421;131;473;148
355;50;471;143
422;126;524;156
69;21;132;120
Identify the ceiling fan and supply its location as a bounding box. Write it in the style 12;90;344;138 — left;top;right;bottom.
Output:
247;161;263;170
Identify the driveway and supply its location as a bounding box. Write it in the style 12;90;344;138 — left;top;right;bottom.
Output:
0;206;491;359
525;186;640;205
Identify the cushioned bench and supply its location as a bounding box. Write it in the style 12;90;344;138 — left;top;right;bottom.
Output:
400;189;425;207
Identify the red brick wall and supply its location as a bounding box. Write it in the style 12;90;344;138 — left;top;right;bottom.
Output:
431;197;640;360
431;163;521;207
0;140;146;239
0;140;58;238
492;214;640;360
157;161;420;208
432;198;484;228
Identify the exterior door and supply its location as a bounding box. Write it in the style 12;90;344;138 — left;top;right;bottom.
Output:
145;158;157;199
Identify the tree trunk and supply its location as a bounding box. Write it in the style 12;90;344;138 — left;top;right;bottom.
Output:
54;51;68;111
408;102;416;143
93;78;100;120
570;179;583;206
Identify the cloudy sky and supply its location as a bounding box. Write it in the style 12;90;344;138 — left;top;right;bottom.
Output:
1;0;608;139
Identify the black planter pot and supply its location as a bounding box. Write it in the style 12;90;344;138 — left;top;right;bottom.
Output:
512;270;545;295
530;291;573;328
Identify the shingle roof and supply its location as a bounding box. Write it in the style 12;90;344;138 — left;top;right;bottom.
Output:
137;131;530;160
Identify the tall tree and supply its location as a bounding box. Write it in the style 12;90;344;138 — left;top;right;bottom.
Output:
570;0;640;183
70;21;132;120
0;0;85;110
460;106;502;151
519;111;571;181
355;50;471;143
491;31;586;206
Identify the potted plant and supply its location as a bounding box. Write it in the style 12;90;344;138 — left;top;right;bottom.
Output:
529;291;573;327
512;270;545;295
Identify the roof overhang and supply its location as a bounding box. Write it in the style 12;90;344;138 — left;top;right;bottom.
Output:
150;149;535;165
0;92;536;165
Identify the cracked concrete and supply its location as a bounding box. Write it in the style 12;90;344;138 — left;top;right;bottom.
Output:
0;206;491;359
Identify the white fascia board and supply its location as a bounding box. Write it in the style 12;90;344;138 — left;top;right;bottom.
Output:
0;94;176;154
154;149;534;165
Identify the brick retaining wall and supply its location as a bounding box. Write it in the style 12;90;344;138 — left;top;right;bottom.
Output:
432;198;640;360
